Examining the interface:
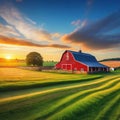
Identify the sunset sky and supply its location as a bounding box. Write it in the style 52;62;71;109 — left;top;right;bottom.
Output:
0;0;120;61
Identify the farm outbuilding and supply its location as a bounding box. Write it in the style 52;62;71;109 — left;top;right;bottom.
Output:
55;50;109;73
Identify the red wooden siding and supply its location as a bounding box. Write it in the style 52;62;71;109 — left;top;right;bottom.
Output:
55;51;88;72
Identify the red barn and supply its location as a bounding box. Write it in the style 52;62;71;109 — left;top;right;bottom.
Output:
55;50;109;73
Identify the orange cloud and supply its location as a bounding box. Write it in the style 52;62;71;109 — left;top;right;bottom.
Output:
48;44;70;48
0;35;70;49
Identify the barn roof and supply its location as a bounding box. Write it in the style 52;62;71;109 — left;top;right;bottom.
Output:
67;50;108;68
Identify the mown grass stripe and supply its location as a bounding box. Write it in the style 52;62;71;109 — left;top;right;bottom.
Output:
108;102;120;120
35;78;120;119
47;82;120;120
0;76;118;104
0;75;102;92
95;94;120;120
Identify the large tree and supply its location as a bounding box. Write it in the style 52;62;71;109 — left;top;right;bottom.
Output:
26;52;43;66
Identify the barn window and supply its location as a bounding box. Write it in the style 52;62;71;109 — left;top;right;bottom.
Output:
66;52;69;60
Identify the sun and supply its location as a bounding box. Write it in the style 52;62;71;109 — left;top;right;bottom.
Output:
5;55;12;60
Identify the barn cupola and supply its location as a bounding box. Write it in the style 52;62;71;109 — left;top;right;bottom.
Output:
79;49;82;53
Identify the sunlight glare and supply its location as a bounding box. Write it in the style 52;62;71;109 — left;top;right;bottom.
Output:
5;55;12;60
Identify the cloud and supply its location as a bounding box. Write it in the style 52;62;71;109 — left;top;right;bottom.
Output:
71;20;81;26
48;44;70;48
0;3;52;42
0;35;70;49
52;33;62;38
0;23;20;36
25;17;36;25
71;19;87;31
62;10;120;50
0;4;71;49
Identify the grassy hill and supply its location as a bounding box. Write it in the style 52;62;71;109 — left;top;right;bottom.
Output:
0;68;120;120
99;58;120;62
100;61;120;68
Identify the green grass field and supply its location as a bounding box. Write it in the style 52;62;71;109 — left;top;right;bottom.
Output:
0;68;120;120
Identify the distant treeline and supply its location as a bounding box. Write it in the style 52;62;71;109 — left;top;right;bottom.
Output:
0;58;25;62
99;58;120;62
0;58;57;63
0;58;57;67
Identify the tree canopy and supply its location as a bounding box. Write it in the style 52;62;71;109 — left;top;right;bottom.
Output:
26;52;43;66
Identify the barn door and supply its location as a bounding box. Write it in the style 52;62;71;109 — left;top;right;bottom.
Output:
62;64;67;70
62;64;72;70
67;64;72;70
